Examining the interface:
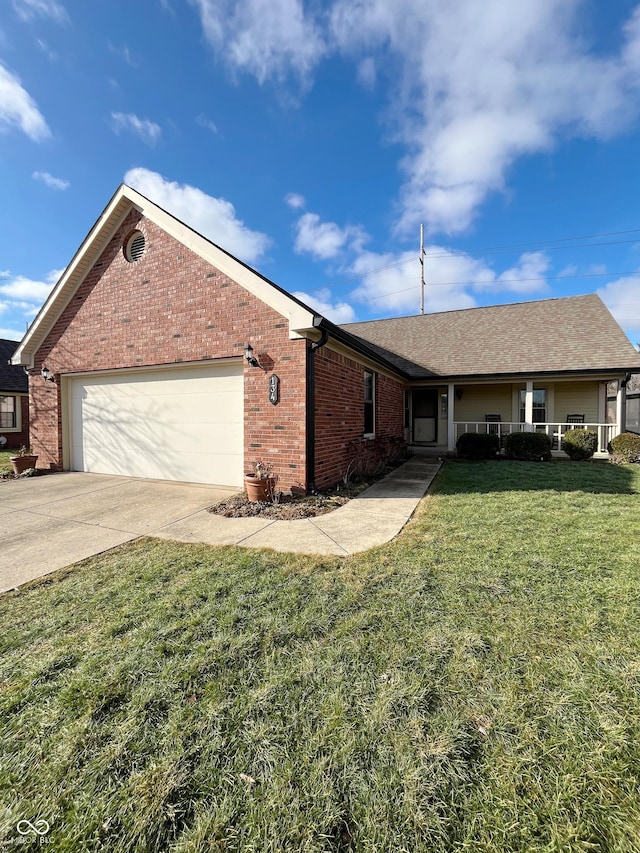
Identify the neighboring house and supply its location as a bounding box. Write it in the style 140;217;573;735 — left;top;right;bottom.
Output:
0;338;29;449
11;185;640;489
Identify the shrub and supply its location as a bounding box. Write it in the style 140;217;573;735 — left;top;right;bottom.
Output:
562;428;598;461
608;432;640;464
504;431;552;461
456;431;500;460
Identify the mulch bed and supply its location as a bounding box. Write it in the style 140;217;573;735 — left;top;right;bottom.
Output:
207;461;411;519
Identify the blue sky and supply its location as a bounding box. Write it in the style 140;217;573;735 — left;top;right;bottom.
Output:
2;0;640;349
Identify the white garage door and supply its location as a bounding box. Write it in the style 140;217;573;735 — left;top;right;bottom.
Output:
67;362;243;486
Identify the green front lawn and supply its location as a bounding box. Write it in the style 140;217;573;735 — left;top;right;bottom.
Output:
0;449;14;474
1;461;640;852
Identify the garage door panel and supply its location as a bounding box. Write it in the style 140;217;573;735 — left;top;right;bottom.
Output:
67;364;244;486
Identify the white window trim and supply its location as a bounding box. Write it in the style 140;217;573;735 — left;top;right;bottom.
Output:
0;393;23;433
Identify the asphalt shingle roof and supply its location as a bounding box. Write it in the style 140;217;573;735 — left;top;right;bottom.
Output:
0;339;28;393
340;294;640;379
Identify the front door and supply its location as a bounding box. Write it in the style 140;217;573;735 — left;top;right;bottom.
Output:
412;389;438;443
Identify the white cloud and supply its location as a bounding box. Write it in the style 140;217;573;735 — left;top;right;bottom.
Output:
0;63;51;141
349;248;483;315
124;168;271;264
32;170;69;190
109;43;138;68
285;192;305;210
346;245;551;315
111;112;161;146
291;287;356;323
356;57;376;90
0;269;61;336
496;251;550;295
329;0;640;235
0;326;28;339
12;0;68;23
196;113;218;134
188;0;325;85
294;212;368;260
36;38;58;61
189;2;640;237
598;274;640;344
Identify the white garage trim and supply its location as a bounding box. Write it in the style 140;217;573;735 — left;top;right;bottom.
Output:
63;360;243;486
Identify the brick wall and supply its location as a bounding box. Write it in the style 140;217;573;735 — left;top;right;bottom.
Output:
30;211;308;492
313;346;405;489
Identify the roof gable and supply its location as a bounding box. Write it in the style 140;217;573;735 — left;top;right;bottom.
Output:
12;184;316;367
341;295;640;379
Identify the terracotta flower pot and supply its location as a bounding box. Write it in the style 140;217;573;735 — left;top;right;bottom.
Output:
244;474;275;502
10;455;38;475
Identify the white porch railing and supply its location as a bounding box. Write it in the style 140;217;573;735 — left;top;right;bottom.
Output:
453;422;616;454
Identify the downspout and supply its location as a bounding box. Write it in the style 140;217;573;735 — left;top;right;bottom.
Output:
305;322;329;494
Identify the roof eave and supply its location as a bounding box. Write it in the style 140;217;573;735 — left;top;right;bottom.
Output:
12;184;135;367
312;316;412;379
408;365;640;383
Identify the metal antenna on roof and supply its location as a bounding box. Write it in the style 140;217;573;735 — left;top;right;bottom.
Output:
419;223;425;314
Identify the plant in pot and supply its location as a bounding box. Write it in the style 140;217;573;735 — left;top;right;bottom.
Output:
10;445;38;476
244;461;276;502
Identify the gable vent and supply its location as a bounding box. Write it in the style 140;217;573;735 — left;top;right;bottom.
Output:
125;231;146;263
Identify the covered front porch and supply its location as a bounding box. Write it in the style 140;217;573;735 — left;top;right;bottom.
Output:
406;377;626;457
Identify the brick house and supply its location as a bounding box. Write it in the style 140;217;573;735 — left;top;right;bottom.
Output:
11;185;640;489
0;338;29;450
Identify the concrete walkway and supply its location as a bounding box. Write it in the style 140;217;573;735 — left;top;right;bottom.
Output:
0;457;441;592
155;457;442;556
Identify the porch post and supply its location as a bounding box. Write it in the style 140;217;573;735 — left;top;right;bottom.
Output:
616;380;625;439
524;380;534;432
447;382;455;450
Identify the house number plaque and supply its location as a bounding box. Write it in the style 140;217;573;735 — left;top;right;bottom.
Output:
269;374;280;405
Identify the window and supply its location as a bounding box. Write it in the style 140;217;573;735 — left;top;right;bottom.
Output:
519;388;546;423
0;396;16;429
364;370;375;435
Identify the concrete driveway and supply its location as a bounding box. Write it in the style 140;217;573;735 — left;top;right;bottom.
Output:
0;472;238;593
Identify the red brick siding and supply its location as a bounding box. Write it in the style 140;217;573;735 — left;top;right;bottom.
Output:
376;373;406;438
0;394;29;450
313;347;405;489
30;211;307;492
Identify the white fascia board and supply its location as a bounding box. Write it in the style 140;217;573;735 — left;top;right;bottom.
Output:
11;187;135;367
12;184;317;366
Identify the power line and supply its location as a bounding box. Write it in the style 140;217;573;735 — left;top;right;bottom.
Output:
424;237;640;260
359;285;420;303
319;255;418;288
423;227;640;258
316;225;640;309
427;269;640;287
355;276;640;307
